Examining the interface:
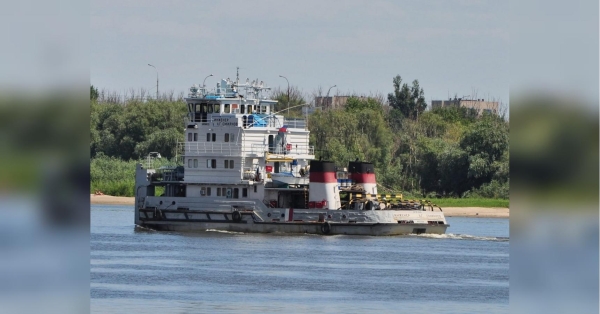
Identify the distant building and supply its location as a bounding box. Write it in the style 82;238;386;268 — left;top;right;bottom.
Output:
431;98;499;115
313;96;351;110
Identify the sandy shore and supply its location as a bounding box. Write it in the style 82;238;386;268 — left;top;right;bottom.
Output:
91;194;509;218
91;194;135;205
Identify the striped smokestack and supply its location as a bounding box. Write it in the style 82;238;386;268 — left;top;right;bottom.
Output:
308;160;340;210
348;161;377;195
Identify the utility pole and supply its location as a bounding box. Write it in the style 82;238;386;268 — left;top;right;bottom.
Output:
148;64;158;100
326;85;336;109
279;75;290;116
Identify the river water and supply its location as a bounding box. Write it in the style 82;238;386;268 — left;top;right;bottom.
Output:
91;204;508;313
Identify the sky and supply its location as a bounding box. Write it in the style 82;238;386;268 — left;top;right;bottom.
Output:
91;0;509;106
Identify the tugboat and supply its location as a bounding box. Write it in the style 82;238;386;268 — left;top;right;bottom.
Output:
134;72;449;235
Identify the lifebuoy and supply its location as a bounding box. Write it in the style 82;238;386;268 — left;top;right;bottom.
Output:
232;211;242;222
365;201;373;211
321;222;331;234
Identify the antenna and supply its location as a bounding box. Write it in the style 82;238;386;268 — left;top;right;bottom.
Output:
236;66;240;85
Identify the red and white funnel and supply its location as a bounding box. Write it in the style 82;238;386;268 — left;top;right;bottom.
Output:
308;160;340;210
348;161;377;194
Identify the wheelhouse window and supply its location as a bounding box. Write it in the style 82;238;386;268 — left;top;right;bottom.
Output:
224;133;229;142
233;188;239;199
214;104;220;113
224;104;231;113
242;188;248;198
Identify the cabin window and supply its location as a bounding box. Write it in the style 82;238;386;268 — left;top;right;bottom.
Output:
214;104;220;113
233;188;239;199
188;133;193;141
206;133;211;142
207;159;217;168
206;187;211;196
224;160;229;168
240;105;245;114
254;185;257;193
217;188;222;197
193;133;198;141
224;104;231;113
194;159;198;168
247;105;253;114
224;133;235;143
201;187;206;196
230;160;234;168
242;188;248;198
207;104;214;114
188;159;192;168
212;133;216;142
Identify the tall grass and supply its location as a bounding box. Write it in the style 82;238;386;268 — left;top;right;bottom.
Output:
431;198;509;208
90;155;176;197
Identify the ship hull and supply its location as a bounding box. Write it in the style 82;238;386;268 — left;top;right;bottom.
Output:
137;217;448;236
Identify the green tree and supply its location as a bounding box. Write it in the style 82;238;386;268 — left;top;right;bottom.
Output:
90;85;99;101
387;75;426;120
460;115;509;189
271;86;306;118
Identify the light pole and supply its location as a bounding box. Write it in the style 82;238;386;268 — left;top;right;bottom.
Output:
279;75;290;116
325;85;336;109
148;64;158;99
203;74;213;88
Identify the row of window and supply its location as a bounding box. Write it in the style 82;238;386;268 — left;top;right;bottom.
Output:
191;103;270;114
187;158;235;169
187;133;236;142
200;186;253;198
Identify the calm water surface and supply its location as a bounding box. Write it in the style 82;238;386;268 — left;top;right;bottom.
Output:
91;205;508;313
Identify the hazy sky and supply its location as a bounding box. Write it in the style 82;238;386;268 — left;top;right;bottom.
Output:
91;0;509;105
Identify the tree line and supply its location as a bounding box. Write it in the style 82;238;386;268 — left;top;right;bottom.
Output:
90;75;508;198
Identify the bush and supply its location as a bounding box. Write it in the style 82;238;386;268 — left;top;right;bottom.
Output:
466;179;509;199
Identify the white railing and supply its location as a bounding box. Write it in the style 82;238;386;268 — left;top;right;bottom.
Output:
180;142;243;155
283;118;307;129
250;143;314;156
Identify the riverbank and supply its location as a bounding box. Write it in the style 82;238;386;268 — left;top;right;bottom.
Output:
90;194;509;218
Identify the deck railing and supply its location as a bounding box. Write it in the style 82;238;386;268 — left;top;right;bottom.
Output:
179;142;243;156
